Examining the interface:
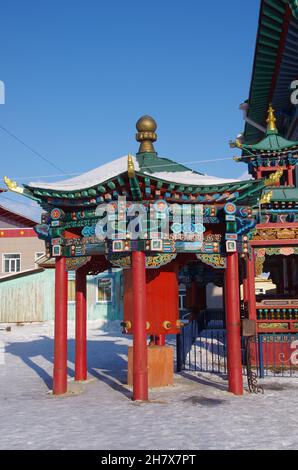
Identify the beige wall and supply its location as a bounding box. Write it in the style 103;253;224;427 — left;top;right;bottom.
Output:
0;236;45;278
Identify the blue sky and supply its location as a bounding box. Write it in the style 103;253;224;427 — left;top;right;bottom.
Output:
0;0;260;218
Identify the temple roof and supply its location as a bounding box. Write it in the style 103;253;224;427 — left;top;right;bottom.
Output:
235;104;298;157
269;186;298;202
243;0;298;144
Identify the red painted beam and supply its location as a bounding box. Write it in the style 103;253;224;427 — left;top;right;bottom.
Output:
0;228;37;237
257;223;298;229
250;240;298;246
53;257;68;395
132;251;148;401
225;252;243;395
75;267;87;381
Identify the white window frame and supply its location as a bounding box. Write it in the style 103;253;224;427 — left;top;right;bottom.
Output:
2;253;21;274
35;252;45;267
96;277;113;304
179;293;186;310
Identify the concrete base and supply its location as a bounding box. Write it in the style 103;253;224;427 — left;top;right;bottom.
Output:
128;345;174;388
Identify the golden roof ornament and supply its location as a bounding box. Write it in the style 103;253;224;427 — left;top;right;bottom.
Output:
266;103;278;134
127;154;135;178
135;115;157;153
259;190;273;205
3;176;24;194
264;170;283;187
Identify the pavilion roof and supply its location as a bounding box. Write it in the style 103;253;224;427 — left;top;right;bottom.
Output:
14;152;267;207
24;153;238;192
4;115;270;208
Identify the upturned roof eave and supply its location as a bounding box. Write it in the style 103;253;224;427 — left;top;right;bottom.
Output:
23;171;260;200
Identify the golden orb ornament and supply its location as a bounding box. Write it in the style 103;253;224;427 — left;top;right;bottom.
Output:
135;115;157;153
136;115;157;133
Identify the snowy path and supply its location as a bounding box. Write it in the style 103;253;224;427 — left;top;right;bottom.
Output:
1;322;298;450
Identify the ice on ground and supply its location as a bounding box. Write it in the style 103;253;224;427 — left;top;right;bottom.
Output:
1;321;298;450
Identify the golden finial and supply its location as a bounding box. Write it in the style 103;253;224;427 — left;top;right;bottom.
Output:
235;138;243;149
135;115;157;153
266;103;278;134
259;190;273;205
127;154;135;178
3;176;24;194
264;170;283;187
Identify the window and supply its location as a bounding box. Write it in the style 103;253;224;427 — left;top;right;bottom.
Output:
3;254;21;273
179;283;186;310
35;252;45;267
97;278;113;303
255;287;266;295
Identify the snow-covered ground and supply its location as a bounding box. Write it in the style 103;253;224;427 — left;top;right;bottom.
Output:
1;321;298;450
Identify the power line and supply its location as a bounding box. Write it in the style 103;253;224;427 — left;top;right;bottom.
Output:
0;124;66;174
9;157;236;180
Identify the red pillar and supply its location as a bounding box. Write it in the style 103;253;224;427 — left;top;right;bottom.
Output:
75;267;87;381
53;257;68;395
225;252;243;395
246;252;257;320
132;251;148;401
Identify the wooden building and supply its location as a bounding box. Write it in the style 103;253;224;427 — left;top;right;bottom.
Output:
0;266;123;323
0;198;45;278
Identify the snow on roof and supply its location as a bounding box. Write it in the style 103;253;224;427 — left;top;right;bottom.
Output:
150;171;238;185
27;154;239;191
27;155;134;191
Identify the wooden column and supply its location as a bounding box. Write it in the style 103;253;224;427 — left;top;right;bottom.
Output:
75;267;87;381
53;256;68;395
246;252;257;320
225;252;243;395
132;251;148;401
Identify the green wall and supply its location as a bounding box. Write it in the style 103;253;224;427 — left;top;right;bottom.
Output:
0;268;123;323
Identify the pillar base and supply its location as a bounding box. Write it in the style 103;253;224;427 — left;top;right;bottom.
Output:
128;345;174;388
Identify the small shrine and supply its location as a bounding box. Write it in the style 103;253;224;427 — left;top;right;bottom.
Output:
4;115;278;399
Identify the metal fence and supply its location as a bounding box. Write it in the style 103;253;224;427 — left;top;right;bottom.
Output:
177;315;298;378
251;333;298;378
